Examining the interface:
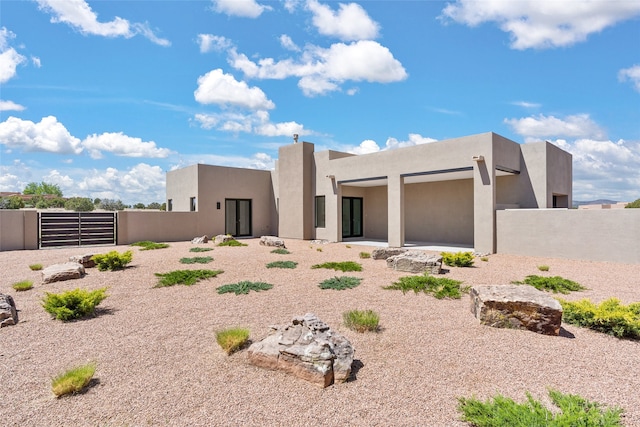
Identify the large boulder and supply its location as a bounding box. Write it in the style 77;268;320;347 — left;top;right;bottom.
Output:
371;247;407;260
0;293;18;327
259;236;286;248
248;313;354;387
386;251;442;274
42;262;85;284
470;285;563;336
191;235;209;244
213;234;234;245
69;254;96;268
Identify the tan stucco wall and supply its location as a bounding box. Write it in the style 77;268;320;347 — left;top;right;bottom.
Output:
496;209;640;264
165;165;198;212
117;211;205;244
278;142;314;239
0;210;38;251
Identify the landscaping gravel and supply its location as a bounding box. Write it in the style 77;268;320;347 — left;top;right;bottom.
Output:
0;239;638;426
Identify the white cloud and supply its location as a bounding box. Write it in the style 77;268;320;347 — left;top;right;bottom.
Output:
198;34;232;53
36;0;170;46
211;0;270;18
0;116;83;154
441;0;640;49
346;133;437;155
0;100;26;111
175;152;275;171
82;132;173;159
194;110;307;137
618;65;640;93
306;0;380;41
31;56;42;67
194;69;275;110
229;40;407;96
283;0;302;13
504;114;606;140
279;34;300;51
512;101;541;109
349;139;380;155
0;28;26;83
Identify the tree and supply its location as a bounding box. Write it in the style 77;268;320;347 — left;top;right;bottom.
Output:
146;202;162;210
133;203;146;209
65;197;94;212
23;181;63;197
98;199;127;211
625;198;640;208
0;196;25;209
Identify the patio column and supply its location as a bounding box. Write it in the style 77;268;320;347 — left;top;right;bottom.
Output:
388;174;405;247
473;156;496;254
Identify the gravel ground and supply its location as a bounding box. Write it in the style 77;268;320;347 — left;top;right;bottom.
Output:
0;238;639;427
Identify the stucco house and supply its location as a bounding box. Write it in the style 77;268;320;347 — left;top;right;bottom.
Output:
166;132;572;254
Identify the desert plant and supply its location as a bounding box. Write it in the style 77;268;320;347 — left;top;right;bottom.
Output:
130;241;169;250
91;250;133;271
359;252;371;259
216;328;250;355
216;281;273;295
343;309;379;332
512;275;585;294
12;280;33;292
316;247;323;252
29;263;43;271
319;276;362;290
559;298;640;339
266;260;297;269
311;261;362;272
538;265;550;271
384;274;469;299
217;239;247;247
51;362;97;397
154;269;223;287
270;248;290;255
42;288;108;321
458;389;623;426
190;247;213;252
345;245;351;249
179;256;213;264
480;257;489;262
625;198;640;208
441;251;474;267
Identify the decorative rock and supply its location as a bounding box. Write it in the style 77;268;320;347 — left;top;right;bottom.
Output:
69;254;96;268
0;293;18;327
42;262;85;284
259;236;286;248
470;285;563;336
214;234;234;245
371;247;407;260
386;251;442;274
191;235;209;244
248;313;354;387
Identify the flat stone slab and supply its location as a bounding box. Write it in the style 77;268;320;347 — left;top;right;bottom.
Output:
42;262;85;284
0;293;18;327
259;236;286;248
371;247;407;260
386;251;442;274
470;285;563;336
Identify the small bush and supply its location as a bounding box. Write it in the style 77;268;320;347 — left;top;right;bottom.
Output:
155;269;223;287
458;389;623;427
42;288;108;321
319;276;362;290
441;251;474;267
13;280;33;292
480;257;489;262
359;252;371;259
51;362;97;397
270;248;290;255
266;260;297;269
316;247;323;252
513;275;585;294
91;250;133;271
345;245;351;249
217;239;247;247
29;263;43;271
538;265;550;271
190;247;213;253
625;198;640;208
311;261;362;272
216;328;250;355
343;310;379;332
559;298;640;339
384;274;469;299
217;281;273;295
130;241;169;250
179;256;213;264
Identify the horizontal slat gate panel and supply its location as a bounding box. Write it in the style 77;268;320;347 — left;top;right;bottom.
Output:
39;212;116;248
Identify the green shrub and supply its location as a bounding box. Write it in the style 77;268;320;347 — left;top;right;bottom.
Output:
154;269;223;287
559;298;640;339
316;247;323;252
51;362;97;397
311;261;362;272
179;256;213;264
270;248;290;255
130;241;169;250
359;252;371;259
625;198;640;208
13;280;33;292
217;281;273;295
538;265;550;271
266;260;297;269
64;197;94;212
480;257;489;262
384;274;469;299
29;263;43;271
91;250;133;271
343;310;379;332
441;251;474;267
345;245;351;248
458;389;623;427
513;275;585;294
216;328;250;355
42;288;108;321
190;247;213;252
217;239;247;247
319;276;362;290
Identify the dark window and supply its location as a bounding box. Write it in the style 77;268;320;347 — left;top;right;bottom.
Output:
167;199;172;212
315;196;326;228
190;197;196;212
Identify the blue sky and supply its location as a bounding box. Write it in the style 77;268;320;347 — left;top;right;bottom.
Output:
1;0;639;205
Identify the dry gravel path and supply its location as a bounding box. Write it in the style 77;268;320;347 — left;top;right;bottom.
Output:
1;239;639;426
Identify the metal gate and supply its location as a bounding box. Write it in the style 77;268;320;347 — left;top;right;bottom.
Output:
39;212;117;248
